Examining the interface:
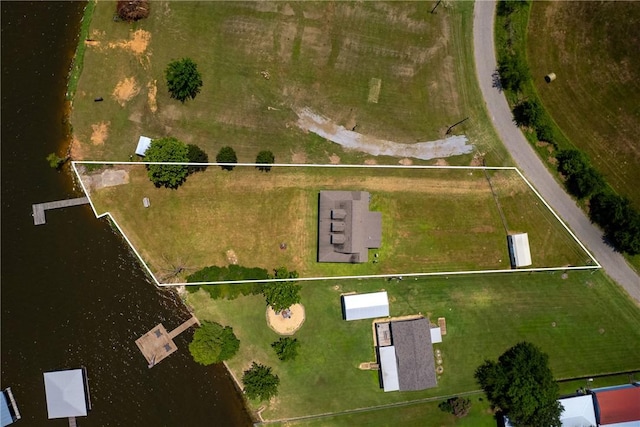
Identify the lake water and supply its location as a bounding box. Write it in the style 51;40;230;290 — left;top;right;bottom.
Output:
1;2;251;425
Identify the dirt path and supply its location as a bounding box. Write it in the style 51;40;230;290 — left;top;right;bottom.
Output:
473;1;640;303
295;107;473;161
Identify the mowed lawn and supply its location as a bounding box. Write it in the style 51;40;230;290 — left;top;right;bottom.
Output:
70;1;507;166
86;165;591;282
186;270;640;421
528;3;640;209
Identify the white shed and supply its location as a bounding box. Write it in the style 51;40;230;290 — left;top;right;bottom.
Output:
341;291;389;321
135;136;152;156
559;394;596;427
430;326;442;344
508;233;532;268
43;369;89;419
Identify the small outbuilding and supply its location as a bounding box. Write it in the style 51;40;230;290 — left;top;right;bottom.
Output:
1;388;20;426
341;291;389;321
558;394;597;427
507;233;532;268
135;136;152;157
43;368;90;420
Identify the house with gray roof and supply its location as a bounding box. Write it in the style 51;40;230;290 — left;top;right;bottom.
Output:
317;191;382;263
376;318;437;392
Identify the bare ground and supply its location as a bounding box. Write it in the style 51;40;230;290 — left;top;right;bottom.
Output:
295;107;473;160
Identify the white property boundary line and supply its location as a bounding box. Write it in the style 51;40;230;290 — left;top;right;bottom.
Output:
71;162;600;287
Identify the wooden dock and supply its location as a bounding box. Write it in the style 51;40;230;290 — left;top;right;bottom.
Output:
32;197;90;225
135;316;200;368
169;316;200;339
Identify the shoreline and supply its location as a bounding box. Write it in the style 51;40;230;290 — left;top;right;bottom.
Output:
63;0;96;162
62;4;255;423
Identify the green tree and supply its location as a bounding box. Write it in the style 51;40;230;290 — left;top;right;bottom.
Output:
263;267;301;312
46;153;67;169
567;166;605;199
271;337;299;361
242;362;279;401
590;192;640;255
188;321;240;366
256;150;275;172
186;144;208;174
475;342;562;427
556;149;589;177
165;58;203;103
216;146;237;171
498;54;530;92
512;100;542;127
145;137;189;188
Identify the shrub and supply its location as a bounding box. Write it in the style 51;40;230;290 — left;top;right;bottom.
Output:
271;337;300;361
186;144;208;174
116;0;150;22
498;54;530;92
242;362;279;401
186;265;268;299
216;146;237;171
256;150;275;172
46;153;66;169
439;397;472;418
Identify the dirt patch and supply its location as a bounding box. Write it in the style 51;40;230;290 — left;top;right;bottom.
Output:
329;154;340;164
266;304;305;335
433;158;449;166
399;158;413;166
90;121;110;145
109;29;151;55
112;77;140;106
147;79;158;113
70;135;88;160
291;151;307;163
364;158;377;165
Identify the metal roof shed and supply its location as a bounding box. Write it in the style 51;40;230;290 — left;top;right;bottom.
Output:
508;233;532;267
341;291;389;321
378;346;400;392
594;386;640;426
43;369;88;419
1;388;20;426
559;394;597;427
135;136;152;156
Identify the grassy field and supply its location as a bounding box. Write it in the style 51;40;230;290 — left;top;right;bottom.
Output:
266;393;496;426
185;270;640;421
527;2;640;210
86;165;592;282
70;1;507;166
526;2;640;270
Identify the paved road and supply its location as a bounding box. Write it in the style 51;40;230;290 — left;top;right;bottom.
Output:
473;0;640;303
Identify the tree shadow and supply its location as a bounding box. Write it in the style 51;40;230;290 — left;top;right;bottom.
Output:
492;70;503;93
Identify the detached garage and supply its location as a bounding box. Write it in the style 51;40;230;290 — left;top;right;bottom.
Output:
508;233;532;268
341;291;389;321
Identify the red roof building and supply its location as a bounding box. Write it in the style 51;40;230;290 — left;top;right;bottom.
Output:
595;386;640;426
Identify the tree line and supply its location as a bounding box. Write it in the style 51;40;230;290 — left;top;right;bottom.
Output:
497;0;640;256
